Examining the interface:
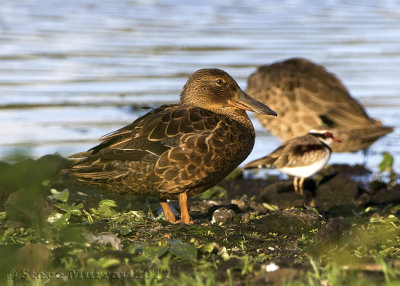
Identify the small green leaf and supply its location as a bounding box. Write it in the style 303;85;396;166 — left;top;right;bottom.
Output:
169;244;197;261
55;203;83;216
131;256;149;263
113;225;132;235
51;212;71;228
263;203;279;211
388;215;399;223
201;242;217;253
198;186;227;199
167;240;182;246
97;257;120;268
48;189;69;202
144;245;169;258
99;199;117;208
83;209;94;223
86;257;120;269
370;216;383;223
47;211;63;223
218;247;230;261
378;152;394;172
0;211;7;221
91;200;117;218
225;168;242;181
97;207;117;218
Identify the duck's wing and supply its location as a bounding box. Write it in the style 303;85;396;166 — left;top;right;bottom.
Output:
248;58;373;130
65;105;230;192
70;104;222;161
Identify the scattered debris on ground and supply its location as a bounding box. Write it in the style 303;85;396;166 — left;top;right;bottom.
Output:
0;154;399;285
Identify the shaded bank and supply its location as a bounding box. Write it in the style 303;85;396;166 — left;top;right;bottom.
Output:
0;154;399;285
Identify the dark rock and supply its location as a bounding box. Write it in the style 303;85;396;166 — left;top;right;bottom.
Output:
0;155;71;208
211;207;236;224
15;243;52;271
230;197;268;213
315;173;359;213
370;184;400;204
189;200;228;217
0;184;14;212
4;190;54;227
36;154;72;171
251;209;322;236
326;204;362;217
219;178;273;199
0;244;21;274
317;217;348;242
260;181;308;209
249;200;268;213
8;154;70;192
370;180;388;192
326;164;372;176
356;192;372;205
215;257;243;281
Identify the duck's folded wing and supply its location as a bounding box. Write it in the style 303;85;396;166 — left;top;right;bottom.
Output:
68;106;220;166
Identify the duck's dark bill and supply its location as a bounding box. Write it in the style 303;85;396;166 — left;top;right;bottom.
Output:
230;90;277;116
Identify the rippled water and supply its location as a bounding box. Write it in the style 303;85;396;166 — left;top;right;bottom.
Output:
1;0;399;171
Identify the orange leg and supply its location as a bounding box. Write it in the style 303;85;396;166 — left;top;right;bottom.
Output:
293;177;299;194
160;201;176;223
177;192;193;224
299;177;305;196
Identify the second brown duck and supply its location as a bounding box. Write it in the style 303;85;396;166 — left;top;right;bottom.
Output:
247;58;393;153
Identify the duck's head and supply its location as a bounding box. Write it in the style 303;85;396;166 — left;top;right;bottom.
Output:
309;129;341;145
180;68;277;117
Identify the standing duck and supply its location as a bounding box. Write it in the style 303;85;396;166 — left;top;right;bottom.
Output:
247;58;392;153
244;129;339;195
64;68;277;224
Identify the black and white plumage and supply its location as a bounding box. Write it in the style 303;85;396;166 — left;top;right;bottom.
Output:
244;129;339;195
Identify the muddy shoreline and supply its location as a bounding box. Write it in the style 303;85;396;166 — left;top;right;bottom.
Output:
0;154;399;285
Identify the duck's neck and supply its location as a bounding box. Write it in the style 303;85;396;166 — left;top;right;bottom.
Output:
211;106;255;132
180;95;255;131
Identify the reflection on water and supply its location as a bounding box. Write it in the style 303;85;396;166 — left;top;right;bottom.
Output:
1;0;399;171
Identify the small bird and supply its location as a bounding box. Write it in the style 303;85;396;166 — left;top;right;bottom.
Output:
247;58;393;153
64;68;277;224
244;129;339;195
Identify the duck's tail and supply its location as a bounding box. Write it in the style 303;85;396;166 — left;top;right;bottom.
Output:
331;124;393;153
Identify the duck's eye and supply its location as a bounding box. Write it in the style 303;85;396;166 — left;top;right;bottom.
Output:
324;132;332;138
216;79;224;86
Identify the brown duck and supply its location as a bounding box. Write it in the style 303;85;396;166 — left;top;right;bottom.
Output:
247;58;393;153
244;129;339;195
64;68;277;224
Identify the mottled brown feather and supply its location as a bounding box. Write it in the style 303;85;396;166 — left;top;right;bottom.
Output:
247;58;393;152
66;105;255;199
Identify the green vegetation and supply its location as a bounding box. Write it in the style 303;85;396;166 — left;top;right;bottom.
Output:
0;153;399;285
